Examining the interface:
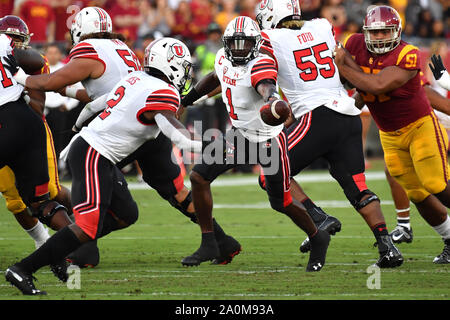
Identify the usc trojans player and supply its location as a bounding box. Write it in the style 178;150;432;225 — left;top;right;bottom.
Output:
335;5;450;264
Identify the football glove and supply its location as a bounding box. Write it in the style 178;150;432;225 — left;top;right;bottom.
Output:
429;54;446;81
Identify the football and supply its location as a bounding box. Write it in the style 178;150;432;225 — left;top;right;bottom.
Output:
260;99;291;126
14;47;45;74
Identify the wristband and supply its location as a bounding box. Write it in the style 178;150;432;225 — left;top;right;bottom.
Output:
13;68;29;86
267;92;281;102
65;85;80;99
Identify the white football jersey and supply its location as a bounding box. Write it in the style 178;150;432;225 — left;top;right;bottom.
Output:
261;19;360;118
68;38;142;100
215;48;283;143
0;34;23;106
80;71;180;164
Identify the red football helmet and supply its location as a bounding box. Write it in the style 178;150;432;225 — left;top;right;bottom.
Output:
0;15;32;48
363;6;402;54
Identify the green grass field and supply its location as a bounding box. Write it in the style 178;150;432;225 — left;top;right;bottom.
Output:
0;160;449;301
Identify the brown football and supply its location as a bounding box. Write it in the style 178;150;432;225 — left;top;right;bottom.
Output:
14;47;45;74
260;99;291;126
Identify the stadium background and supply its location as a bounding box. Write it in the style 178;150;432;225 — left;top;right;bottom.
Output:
1;0;449;176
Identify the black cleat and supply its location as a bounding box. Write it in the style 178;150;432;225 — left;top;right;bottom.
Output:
66;240;100;268
375;236;403;268
433;239;450;264
182;243;219;267
50;260;69;282
300;211;341;253
306;229;330;272
211;235;242;265
5;265;47;295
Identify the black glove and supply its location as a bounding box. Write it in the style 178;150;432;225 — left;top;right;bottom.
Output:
429;54;446;81
2;54;19;75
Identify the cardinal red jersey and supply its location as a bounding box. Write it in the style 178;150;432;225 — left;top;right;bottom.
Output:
344;33;432;132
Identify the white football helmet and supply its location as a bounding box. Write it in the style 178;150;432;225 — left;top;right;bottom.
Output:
144;37;192;92
255;0;274;30
223;16;262;65
70;7;113;45
257;0;302;29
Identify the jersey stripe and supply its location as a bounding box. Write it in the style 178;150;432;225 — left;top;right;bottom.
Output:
251;58;278;88
144;89;180;113
396;44;418;66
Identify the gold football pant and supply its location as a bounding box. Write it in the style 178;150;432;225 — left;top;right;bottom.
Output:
381;113;449;203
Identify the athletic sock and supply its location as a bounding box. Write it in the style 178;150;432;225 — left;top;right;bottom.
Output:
372;223;390;253
18;226;82;274
212;218;227;241
433;216;450;241
396;216;411;230
302;198;327;223
25;221;50;249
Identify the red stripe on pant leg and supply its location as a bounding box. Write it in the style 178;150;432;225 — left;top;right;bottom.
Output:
35;182;49;197
173;171;185;193
352;173;368;192
430;112;448;182
283;190;293;207
74;208;100;239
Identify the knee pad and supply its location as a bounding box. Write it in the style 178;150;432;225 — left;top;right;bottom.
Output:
352;190;380;211
34;200;68;226
168;191;197;223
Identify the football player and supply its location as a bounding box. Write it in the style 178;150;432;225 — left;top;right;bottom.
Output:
11;6;240;267
4;37;203;295
253;0;402;267
180;16;330;272
0;16;72;248
334;5;450;264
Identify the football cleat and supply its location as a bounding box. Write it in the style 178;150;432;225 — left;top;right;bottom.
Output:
66;240;100;268
389;225;413;244
181;243;219;267
375;236;403;268
50;260;69;282
306;229;330;272
433;239;450;264
300;210;341;253
211;235;242;265
5;265;46;295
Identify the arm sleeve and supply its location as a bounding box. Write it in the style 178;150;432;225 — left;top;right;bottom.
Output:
154;113;202;153
75;93;108;129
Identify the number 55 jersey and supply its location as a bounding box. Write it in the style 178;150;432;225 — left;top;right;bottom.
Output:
261;18;360;119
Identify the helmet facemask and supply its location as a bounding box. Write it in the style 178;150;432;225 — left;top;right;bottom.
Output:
223;34;262;65
363;26;401;54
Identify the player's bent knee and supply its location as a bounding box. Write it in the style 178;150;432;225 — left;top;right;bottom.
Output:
34;200;72;230
423;179;448;197
123;201;139;226
190;170;209;187
352;190;380;211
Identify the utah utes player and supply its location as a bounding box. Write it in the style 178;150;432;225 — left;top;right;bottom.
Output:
181;16;330;271
5;37;203;295
8;6;139;268
335;5;450;264
256;0;402;268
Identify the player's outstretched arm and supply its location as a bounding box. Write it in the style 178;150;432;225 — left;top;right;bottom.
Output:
430;54;450;91
146;110;202;153
72;94;108;132
181;71;221;107
13;58;102;92
424;85;450;115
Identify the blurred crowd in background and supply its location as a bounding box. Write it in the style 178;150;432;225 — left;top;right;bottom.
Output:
0;0;449;176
